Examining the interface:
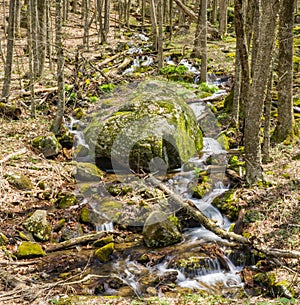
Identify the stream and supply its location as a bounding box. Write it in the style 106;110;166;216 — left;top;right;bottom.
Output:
66;81;245;297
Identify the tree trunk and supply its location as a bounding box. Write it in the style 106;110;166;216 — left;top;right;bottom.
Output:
1;0;17;101
37;0;46;78
234;0;250;121
211;0;218;24
157;0;163;69
272;0;295;143
219;0;228;37
244;0;280;184
50;0;65;135
149;0;158;50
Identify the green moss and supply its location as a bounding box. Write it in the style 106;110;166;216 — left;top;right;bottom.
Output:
93;235;114;247
56;193;78;209
0;232;8;246
5;173;33;190
212;190;239;221
16;241;46;259
94;242;114;262
107;184;133;196
72;162;104;181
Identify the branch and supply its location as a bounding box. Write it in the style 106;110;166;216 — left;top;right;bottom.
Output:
173;0;197;22
0;148;27;164
46;231;107;252
146;175;250;245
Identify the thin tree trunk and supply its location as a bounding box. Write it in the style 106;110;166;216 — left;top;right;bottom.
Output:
219;0;228;37
50;0;65;135
37;0;46;78
1;0;17;101
272;0;295;142
244;0;280;184
149;0;158;50
211;0;218;24
232;48;241;127
169;0;173;39
157;0;163;69
262;62;273;163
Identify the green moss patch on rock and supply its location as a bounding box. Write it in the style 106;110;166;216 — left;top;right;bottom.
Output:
32;133;62;158
84;80;203;173
0;232;8;245
23;209;52;241
56;192;78;209
212;189;239;221
5;172;33;190
142;210;182;248
16;241;46;259
94;242;114;262
72;161;104;182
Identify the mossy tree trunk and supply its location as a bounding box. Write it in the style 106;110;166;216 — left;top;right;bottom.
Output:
272;0;295;143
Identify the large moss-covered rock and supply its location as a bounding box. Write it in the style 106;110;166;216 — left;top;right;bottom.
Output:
16;241;46;259
94;242;114;262
84;80;203;173
142;210;182;248
23;209;52;241
32;133;62;158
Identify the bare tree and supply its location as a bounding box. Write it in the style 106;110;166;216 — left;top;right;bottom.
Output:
272;0;295;142
50;0;65;135
2;0;17;101
219;0;228;37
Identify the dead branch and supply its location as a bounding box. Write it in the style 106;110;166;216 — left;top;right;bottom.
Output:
173;0;197;22
46;231;107;252
97;50;128;69
0;259;37;266
107;57;132;76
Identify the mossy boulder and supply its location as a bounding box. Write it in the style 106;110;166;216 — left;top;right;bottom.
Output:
16;241;46;259
72;161;104;181
94;242;114;262
23;210;52;241
56;193;78;209
211;189;239;221
84;80;203;173
32;133;62;158
5;172;33;190
142;210;182;248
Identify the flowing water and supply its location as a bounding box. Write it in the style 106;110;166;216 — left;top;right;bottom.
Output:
66;82;244;297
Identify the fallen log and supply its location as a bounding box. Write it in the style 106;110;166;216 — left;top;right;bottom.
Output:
146;175;250;245
0;102;22;119
173;0;197;22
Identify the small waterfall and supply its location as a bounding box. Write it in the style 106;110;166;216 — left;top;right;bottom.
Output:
96;222;114;232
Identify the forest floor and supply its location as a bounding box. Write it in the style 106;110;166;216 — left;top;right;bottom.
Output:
0;5;300;305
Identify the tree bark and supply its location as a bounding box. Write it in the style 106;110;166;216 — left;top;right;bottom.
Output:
244;0;280;184
219;0;228;37
272;0;295;143
1;0;17;101
50;0;65;135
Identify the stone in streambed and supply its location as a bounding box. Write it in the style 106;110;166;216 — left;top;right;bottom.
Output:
32;133;62;158
94;242;114;263
142;211;182;248
16;241;46;259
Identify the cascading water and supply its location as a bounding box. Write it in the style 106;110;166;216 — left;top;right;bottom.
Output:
66;81;244;297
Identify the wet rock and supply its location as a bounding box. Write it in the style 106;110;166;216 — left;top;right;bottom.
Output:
84;80;203;173
32;133;62;158
142;211;182;248
72;161;104;181
55;192;78;209
94;242;114;262
93;235;114;247
58;131;74;149
16;241;46;259
5;172;33;190
23;209;51;241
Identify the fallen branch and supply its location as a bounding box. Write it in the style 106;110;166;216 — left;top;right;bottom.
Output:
146;175;250;245
46;231;107;252
173;0;197;22
97;50;128;69
0;148;27;164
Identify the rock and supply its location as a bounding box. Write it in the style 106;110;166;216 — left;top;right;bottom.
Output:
84;80;203;173
142;211;182;248
23;210;52;241
94;242;114;262
16;241;46;259
93;235;114;247
5;172;33;190
55;192;78;209
32;133;62;158
0;232;8;245
60;223;83;241
58;131;74;149
72;161;104;181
